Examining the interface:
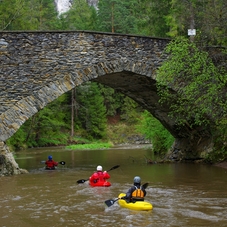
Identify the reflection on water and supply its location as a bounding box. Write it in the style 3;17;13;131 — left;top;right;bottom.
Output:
0;147;226;227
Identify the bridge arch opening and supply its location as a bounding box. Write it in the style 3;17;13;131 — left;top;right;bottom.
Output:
1;60;175;175
1;60;174;143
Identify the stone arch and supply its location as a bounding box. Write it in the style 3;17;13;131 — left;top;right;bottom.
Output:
1;59;170;176
1;59;169;142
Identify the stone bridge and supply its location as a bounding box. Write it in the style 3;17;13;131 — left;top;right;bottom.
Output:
0;31;212;175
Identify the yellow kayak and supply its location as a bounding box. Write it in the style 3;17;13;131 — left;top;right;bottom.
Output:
118;193;153;211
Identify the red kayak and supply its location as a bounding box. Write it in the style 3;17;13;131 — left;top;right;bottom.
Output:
89;180;111;187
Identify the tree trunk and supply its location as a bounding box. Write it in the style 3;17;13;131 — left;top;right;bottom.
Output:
111;3;114;33
189;2;195;42
71;88;75;137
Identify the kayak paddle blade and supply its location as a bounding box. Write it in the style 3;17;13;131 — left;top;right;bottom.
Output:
142;182;149;189
59;161;66;165
77;179;88;184
105;199;118;207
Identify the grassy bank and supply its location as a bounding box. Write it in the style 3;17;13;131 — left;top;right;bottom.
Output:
66;142;113;150
65;122;142;150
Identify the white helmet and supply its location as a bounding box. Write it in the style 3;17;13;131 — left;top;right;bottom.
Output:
97;165;102;171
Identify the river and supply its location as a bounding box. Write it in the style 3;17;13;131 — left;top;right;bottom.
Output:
0;146;227;227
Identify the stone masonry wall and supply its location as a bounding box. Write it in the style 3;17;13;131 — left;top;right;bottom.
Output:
0;31;170;142
0;141;28;176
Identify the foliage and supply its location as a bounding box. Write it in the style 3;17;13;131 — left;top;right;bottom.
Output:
66;142;113;150
59;0;97;30
204;147;227;164
98;84;125;116
120;96;143;124
166;0;227;45
6;126;29;150
107;121;139;144
29;93;70;144
165;0;197;37
35;134;69;147
96;0;172;36
75;82;107;139
135;0;171;37
70;136;91;144
200;0;227;46
97;0;139;34
204;122;227;163
98;85;143;124
0;0;61;30
0;0;28;30
7;93;70;149
156;36;227;128
136;110;174;155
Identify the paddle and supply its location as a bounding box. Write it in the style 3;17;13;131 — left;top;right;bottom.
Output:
58;161;66;165
40;160;66;165
77;164;120;184
104;182;149;208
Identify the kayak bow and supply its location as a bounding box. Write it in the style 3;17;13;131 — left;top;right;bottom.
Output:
118;193;153;211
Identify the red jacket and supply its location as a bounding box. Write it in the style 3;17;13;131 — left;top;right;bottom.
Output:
45;160;58;169
89;171;110;183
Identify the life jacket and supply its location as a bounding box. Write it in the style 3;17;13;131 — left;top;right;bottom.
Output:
90;171;110;183
131;186;145;201
91;171;104;182
45;160;57;169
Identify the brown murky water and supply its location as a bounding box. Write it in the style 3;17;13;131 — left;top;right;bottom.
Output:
1;146;227;227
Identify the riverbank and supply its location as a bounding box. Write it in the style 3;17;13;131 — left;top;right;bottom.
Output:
214;161;227;169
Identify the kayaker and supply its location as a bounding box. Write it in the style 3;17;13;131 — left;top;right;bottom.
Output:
45;155;58;170
89;165;110;183
123;176;147;202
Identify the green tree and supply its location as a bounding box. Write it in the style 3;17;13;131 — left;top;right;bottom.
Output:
135;0;171;37
121;96;143;124
98;84;125;117
0;0;27;30
157;36;227;127
156;36;227;161
6;125;29;150
0;0;61;30
198;0;227;46
165;0;227;45
31;97;70;146
76;82;107;139
59;0;97;30
7;93;70;149
165;0;201;38
137;110;174;154
97;0;139;34
32;0;61;30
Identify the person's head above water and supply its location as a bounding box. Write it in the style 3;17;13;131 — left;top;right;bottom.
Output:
133;176;141;184
97;165;103;171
